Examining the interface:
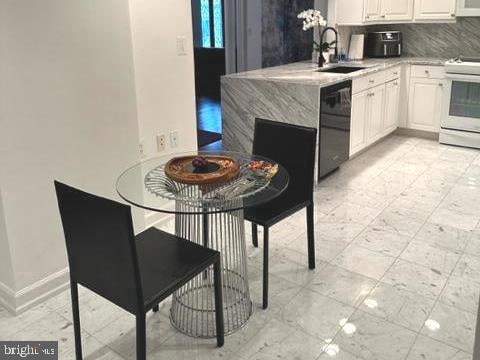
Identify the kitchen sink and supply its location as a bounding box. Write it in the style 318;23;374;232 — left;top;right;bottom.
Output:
317;66;366;74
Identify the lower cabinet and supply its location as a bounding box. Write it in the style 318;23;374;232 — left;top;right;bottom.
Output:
350;83;390;156
408;77;446;132
384;79;401;135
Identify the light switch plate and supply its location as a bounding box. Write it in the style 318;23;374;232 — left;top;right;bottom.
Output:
176;36;187;56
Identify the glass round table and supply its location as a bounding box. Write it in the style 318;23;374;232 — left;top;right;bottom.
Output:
116;151;288;338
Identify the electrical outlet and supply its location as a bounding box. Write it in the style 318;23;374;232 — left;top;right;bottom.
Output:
157;134;166;152
170;131;179;148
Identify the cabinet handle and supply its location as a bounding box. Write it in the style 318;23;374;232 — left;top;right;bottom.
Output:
381;15;386;18
393;72;398;75
369;79;375;83
366;15;370;19
425;70;430;74
451;13;455;17
393;82;399;86
438;83;444;87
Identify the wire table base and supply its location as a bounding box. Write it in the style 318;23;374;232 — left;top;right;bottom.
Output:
169;197;253;338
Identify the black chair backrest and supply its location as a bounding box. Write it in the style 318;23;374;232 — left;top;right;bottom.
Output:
54;181;143;313
253;118;317;204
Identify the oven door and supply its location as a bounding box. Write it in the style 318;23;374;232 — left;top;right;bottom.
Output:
443;73;480;132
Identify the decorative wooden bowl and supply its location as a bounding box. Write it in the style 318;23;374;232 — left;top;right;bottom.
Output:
164;155;240;185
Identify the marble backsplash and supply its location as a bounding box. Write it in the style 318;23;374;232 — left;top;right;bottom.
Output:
340;17;480;58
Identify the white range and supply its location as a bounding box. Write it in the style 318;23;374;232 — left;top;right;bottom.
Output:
440;57;480;149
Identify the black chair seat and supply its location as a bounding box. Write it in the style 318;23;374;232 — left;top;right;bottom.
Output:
244;197;309;227
136;227;219;308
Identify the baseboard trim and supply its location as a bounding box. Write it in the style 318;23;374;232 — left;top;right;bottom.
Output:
395;127;439;140
0;281;16;314
0;268;70;315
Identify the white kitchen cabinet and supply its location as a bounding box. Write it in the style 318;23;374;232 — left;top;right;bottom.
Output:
364;0;383;21
366;85;386;143
350;91;369;155
350;83;387;156
408;78;446;132
333;0;365;25
414;0;456;20
383;0;414;21
457;0;480;16
384;80;401;134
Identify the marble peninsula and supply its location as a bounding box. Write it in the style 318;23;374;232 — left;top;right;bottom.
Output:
221;58;444;154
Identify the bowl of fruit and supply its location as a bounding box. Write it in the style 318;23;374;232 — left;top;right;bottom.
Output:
247;160;279;179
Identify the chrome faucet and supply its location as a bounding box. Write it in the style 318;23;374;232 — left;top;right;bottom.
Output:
319;27;338;67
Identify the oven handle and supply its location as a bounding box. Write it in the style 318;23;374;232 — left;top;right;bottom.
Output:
446;73;480;82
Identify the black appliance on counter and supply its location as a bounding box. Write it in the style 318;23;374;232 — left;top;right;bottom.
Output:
365;31;402;58
318;80;352;179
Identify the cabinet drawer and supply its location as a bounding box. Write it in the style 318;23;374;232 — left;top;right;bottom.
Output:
386;66;401;82
411;65;445;79
353;71;387;94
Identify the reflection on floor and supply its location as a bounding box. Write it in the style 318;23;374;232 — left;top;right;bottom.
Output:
2;135;480;359
197;97;222;148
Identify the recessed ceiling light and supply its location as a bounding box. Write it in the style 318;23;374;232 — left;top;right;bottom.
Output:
425;319;441;331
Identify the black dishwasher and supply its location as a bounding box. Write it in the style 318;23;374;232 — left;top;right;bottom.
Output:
318;80;352;179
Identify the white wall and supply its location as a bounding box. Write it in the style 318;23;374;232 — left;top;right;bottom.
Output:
0;0;142;312
129;0;198;157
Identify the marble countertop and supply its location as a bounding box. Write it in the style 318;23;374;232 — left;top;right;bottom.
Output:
223;57;446;87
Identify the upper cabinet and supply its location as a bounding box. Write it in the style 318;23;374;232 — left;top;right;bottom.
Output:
365;0;414;22
457;0;480;16
383;0;415;21
364;0;383;22
330;0;459;25
414;0;457;20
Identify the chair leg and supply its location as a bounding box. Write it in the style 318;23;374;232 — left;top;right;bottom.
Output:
70;281;83;360
252;223;258;248
263;227;269;309
152;304;159;313
136;313;146;360
307;204;316;270
213;259;224;347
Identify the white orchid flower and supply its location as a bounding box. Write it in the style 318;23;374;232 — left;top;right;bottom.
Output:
298;9;326;31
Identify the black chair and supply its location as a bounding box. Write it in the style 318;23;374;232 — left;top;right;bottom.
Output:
54;181;224;360
245;118;317;309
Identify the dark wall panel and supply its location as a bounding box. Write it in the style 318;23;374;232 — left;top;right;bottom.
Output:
262;0;314;67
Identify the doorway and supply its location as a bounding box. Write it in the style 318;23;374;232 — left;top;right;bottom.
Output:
191;0;226;150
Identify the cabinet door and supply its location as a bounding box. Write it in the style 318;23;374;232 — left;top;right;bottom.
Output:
335;0;364;25
364;0;383;21
366;85;386;143
350;91;369;156
408;78;445;132
384;80;400;134
383;0;414;21
414;0;456;20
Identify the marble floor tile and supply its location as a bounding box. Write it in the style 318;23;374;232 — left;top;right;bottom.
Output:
429;207;480;231
406;335;472;360
342;188;397;210
236;318;325;360
399;186;447;206
332;245;396;280
323;202;382;226
439;275;480;313
400;241;462;275
415;222;470;252
307;264;377;307
281;287;355;340
464;230;480;257
369;211;425;238
383;197;437;221
387;160;429;176
317;347;365;360
0;302;53;339
92;312;175;359
352;226;411;257
64;335;126;360
334;310;417;360
359;282;435;332
382;259;448;299
421;302;476;353
55;288;126;334
248;266;303;310
453;254;480;283
315;220;367;243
